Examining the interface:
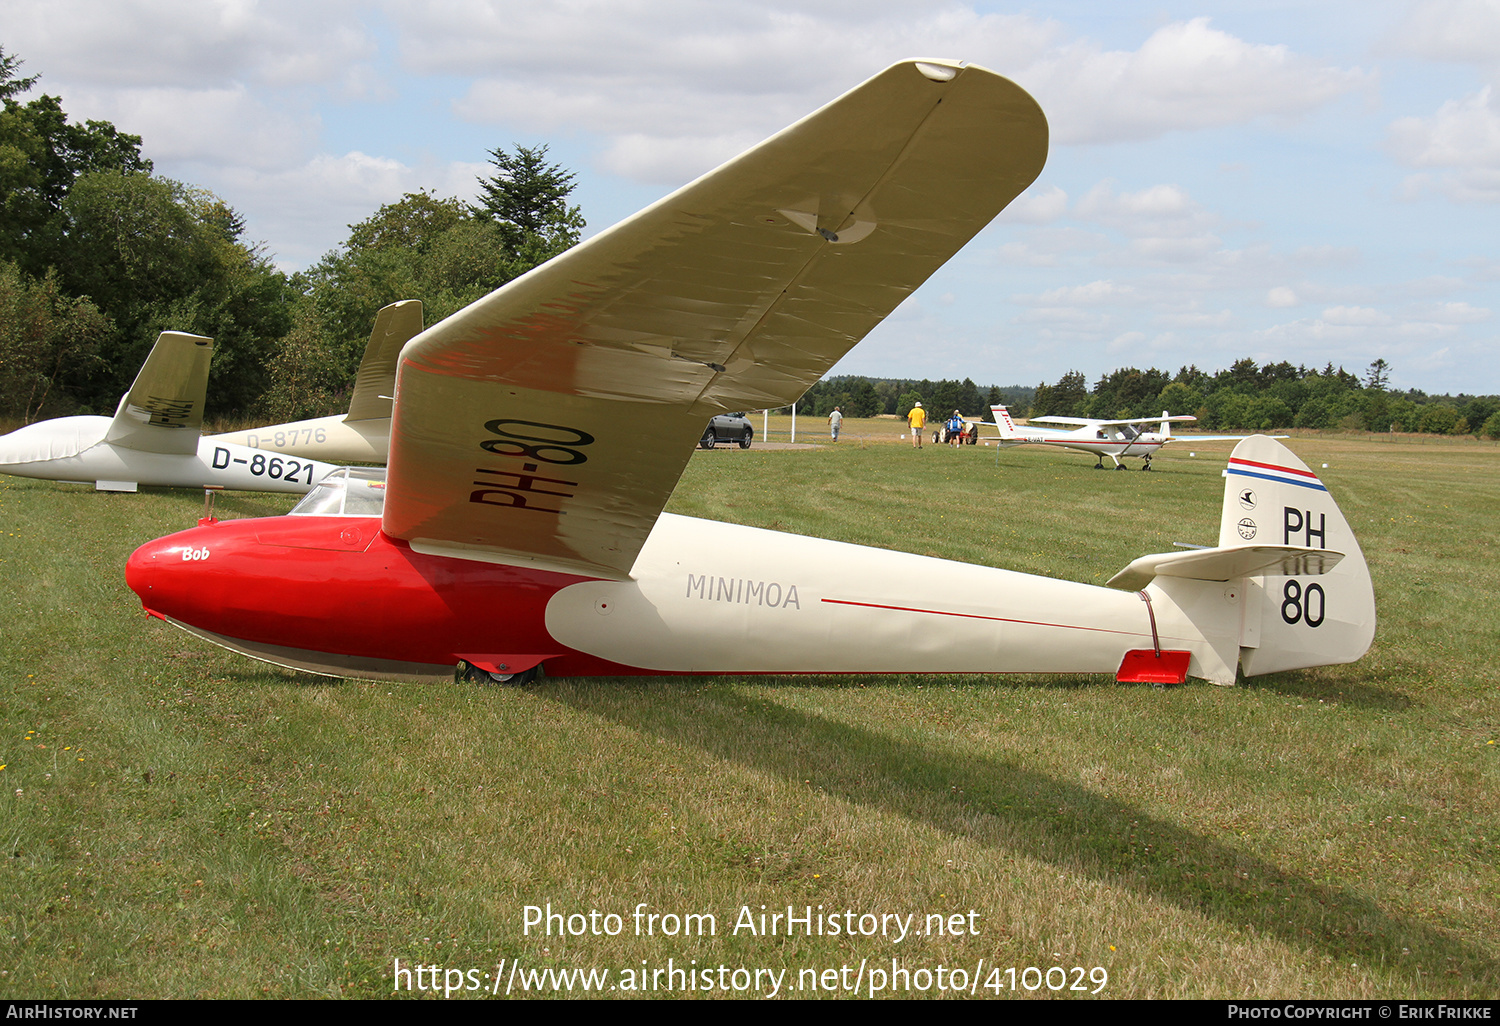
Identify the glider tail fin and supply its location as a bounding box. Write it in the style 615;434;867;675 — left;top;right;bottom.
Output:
346;300;423;422
1111;436;1375;685
103;332;214;455
991;405;1020;440
1160;411;1171;437
1216;436;1375;677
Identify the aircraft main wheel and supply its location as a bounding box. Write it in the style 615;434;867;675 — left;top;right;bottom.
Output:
1141;464;1151;471
488;666;540;686
739;432;752;449
1115;464;1127;471
456;660;540;686
1094;464;1105;470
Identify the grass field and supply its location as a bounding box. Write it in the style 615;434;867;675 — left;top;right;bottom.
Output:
0;429;1496;999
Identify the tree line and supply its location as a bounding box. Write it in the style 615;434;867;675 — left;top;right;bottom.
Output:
0;47;582;424
1027;360;1500;438
793;376;1033;419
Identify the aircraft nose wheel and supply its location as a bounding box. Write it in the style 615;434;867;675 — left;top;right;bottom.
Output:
456;659;541;686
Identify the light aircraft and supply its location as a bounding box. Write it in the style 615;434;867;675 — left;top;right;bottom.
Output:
123;61;1375;687
0;331;338;493
205;300;422;464
988;405;1270;470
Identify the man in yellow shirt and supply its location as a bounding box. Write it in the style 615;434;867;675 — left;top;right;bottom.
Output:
907;402;926;448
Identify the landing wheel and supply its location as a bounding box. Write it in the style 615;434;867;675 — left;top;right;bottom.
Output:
1114;464;1127;471
1094;462;1105;470
456;660;541;686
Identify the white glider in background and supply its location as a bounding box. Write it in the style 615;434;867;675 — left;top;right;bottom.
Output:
0;332;338;493
206;299;422;464
125;61;1374;688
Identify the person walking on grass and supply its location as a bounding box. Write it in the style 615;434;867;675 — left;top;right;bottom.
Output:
907;402;926;448
829;406;843;442
948;410;965;447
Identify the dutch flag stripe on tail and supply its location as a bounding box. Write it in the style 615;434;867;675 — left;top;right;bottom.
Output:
1226;456;1328;493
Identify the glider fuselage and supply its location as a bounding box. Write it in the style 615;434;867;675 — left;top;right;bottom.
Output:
125;510;1238;684
207;415;392;464
0;416;336;493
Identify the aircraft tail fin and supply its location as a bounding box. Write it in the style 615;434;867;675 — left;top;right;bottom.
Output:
990;405;1020;439
1216;435;1375;677
346;300;423;422
1160;411;1171;437
103;332;214;455
1111;436;1375;684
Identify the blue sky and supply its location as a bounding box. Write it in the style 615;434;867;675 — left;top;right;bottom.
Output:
4;0;1498;394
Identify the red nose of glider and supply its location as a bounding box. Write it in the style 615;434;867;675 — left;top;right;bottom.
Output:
126;526;218;620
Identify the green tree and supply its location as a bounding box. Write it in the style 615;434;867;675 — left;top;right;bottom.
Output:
0;260;107;421
1032;370;1087;417
476;144;584;259
1419;404;1459;435
1;50;151;269
271;148;587;420
53;171;291;413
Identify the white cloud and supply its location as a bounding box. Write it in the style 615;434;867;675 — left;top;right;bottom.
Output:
1388;87;1500;201
403;7;1365;182
997;184;1068;224
0;0;373;88
1384;0;1500;65
1419;300;1491;323
418;1;1062;184
1267;286;1299;307
1154;309;1234;329
1028;280;1136;305
60;84;318;170
1074;182;1217;237
1322;306;1392;326
1021;18;1369;145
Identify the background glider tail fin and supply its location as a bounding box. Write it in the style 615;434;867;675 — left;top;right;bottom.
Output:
346;300;423;422
990;405;1020;439
1160;411;1171;437
103;332;214;455
1217;436;1375;677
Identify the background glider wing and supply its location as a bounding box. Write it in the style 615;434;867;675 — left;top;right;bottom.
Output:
102;332;214;455
382;60;1048;578
345;300;423;422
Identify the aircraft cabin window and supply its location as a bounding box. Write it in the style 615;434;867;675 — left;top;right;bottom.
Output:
289;467;388;517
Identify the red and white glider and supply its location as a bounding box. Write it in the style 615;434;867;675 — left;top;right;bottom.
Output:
124;61;1374;686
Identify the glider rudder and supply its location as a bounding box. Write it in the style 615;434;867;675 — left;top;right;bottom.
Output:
1218;435;1375;677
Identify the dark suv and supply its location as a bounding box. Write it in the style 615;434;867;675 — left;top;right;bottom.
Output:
700;413;754;449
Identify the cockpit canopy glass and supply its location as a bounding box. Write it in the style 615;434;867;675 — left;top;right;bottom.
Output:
288;467;388;517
